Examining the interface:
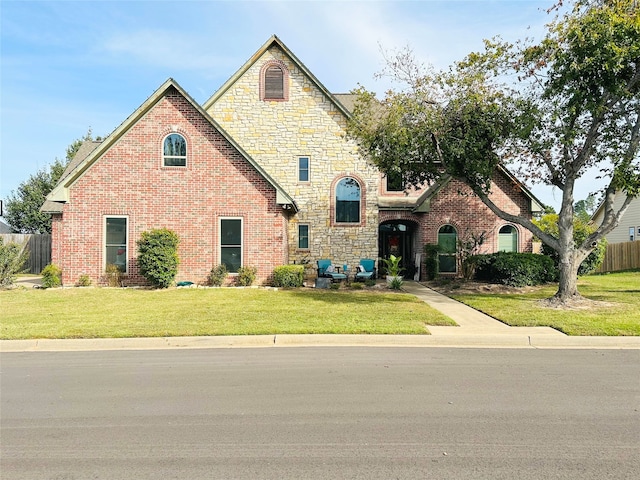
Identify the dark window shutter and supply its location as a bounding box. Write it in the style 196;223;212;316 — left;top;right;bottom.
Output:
265;66;284;99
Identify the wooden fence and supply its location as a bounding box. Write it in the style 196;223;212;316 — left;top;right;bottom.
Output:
595;240;640;273
0;234;52;274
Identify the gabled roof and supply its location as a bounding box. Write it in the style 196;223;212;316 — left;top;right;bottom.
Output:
42;78;297;213
202;34;352;118
378;166;545;214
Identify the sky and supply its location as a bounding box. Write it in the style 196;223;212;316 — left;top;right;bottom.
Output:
1;0;597;214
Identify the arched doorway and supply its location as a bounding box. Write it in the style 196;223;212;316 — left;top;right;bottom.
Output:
379;221;417;276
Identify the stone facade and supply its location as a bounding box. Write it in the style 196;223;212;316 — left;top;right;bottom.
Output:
206;45;380;276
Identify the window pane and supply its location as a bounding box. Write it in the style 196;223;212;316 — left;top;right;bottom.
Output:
336;178;360;223
298;157;309;182
438;254;456;273
106;217;127;272
298;225;309;249
164;134;186;156
386;171;403;191
221;247;241;273
163;134;186;167
221;219;241;245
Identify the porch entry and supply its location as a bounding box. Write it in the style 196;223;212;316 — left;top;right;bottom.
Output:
378;221;417;276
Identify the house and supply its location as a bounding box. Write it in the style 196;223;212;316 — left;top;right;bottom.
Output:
591;192;640;244
42;79;295;286
42;35;543;286
204;35;543;278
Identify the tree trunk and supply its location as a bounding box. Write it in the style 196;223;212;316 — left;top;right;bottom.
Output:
554;187;582;303
555;257;581;302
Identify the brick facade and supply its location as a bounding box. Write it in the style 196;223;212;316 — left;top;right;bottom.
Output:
53;86;288;286
48;36;540;286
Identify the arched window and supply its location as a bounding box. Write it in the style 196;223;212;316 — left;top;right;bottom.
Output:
438;225;457;273
499;225;518;252
264;65;284;100
163;133;186;167
335;177;361;223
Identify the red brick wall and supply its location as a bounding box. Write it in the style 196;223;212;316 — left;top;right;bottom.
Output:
379;173;536;276
56;87;288;286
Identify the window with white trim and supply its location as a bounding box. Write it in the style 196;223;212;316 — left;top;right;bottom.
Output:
220;218;242;273
105;216;127;272
163;133;186;167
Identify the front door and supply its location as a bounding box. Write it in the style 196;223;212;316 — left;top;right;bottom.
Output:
379;221;415;276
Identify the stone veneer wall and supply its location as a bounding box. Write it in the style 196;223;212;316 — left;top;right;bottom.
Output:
208;46;380;276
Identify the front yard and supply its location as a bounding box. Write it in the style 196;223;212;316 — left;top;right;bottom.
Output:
0;287;455;340
438;270;640;336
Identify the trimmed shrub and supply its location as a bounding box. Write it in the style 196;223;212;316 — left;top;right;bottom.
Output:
41;263;62;288
423;243;440;280
472;252;556;287
105;263;123;287
237;266;257;286
0;237;28;287
208;264;228;286
272;265;304;288
76;274;92;287
137;228;180;288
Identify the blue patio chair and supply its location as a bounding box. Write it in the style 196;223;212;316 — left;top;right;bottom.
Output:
317;259;347;281
354;258;377;281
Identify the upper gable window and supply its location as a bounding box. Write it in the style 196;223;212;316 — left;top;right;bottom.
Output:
260;61;289;101
163;133;186;167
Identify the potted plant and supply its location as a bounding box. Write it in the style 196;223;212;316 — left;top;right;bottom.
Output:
382;254;404;286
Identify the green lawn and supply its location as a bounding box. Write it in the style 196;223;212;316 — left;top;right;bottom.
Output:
448;271;640;336
0;287;455;340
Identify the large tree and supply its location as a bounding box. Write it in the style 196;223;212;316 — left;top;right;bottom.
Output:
347;0;639;304
3;130;96;234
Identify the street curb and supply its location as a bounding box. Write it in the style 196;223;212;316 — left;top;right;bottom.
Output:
2;334;639;352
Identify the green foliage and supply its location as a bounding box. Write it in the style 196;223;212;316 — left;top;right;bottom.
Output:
104;264;123;287
330;281;341;290
347;1;639;302
4;130;97;234
381;254;404;277
236;266;257;287
364;279;377;287
208;264;228;287
136;228;180;288
76;274;92;287
458;230;487;280
41;263;62;288
423;243;441;280
4;159;67;233
272;265;304;288
473;252;557;287
388;276;404;290
534;213;607;275
0;238;29;287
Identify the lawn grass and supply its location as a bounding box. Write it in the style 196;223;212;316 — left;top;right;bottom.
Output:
448;271;640;336
0;287;455;340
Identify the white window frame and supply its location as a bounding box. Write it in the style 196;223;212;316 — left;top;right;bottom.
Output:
162;133;187;167
219;217;243;274
104;215;128;273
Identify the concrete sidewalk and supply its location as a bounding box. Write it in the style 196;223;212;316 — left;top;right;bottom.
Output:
2;281;639;352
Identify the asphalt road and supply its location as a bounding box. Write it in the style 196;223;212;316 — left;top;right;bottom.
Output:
1;347;639;479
